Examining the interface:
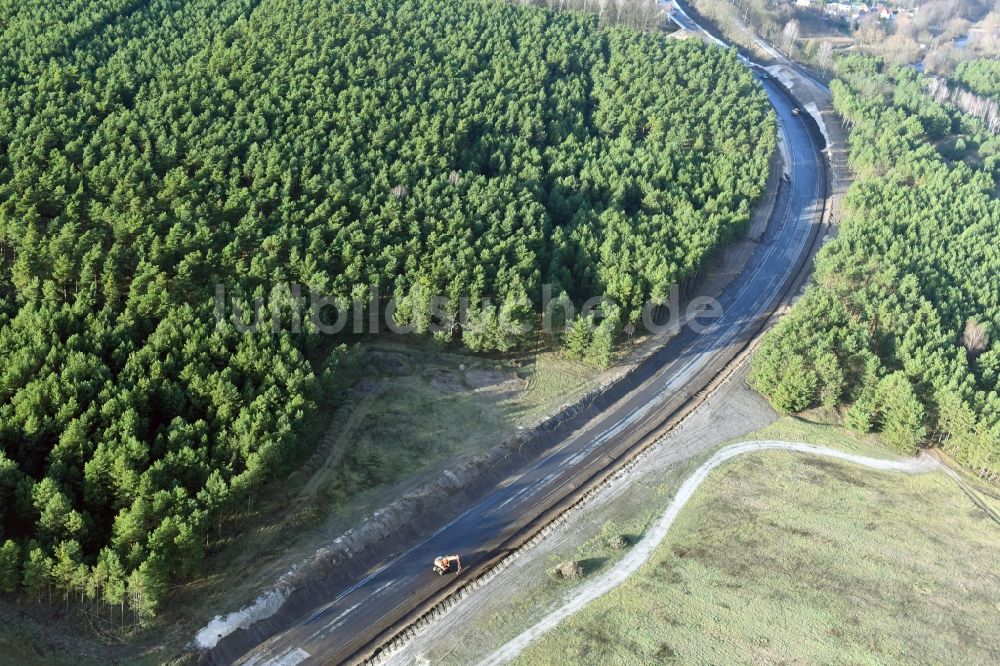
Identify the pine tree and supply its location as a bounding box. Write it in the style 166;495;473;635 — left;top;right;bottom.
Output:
53;540;83;611
769;355;819;414
127;563;161;626
845;393;877;434
815;351;845;409
22;546;53;604
0;541;20;593
587;306;620;369
563;315;594;360
101;550;127;627
875;372;926;453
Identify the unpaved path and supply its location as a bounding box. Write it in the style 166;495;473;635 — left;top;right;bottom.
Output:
301;383;384;498
478;441;939;666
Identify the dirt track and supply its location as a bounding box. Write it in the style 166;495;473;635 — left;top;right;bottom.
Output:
477;442;939;665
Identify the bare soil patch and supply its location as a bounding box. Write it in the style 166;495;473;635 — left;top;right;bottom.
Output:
363;350;413;376
428;368;467;393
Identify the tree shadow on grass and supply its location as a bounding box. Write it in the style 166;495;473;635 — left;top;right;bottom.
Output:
578;556;609;575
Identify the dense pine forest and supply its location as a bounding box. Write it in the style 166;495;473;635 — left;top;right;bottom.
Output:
0;0;774;622
751;56;1000;478
954;58;1000;101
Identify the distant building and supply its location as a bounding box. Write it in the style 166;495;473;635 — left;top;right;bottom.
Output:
872;4;893;19
824;2;853;16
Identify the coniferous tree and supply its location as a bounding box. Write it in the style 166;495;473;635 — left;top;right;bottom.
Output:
0;0;776;614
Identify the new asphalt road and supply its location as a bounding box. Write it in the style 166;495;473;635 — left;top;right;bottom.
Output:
215;31;829;666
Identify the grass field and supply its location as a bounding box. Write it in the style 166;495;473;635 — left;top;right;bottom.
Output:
511;419;1000;665
0;616;78;666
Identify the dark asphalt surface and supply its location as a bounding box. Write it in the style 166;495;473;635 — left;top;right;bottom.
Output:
225;30;827;666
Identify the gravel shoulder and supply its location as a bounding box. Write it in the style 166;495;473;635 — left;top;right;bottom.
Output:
387;366;778;665
390;393;998;666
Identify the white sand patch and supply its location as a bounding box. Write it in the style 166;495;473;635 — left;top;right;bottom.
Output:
804;101;830;147
195;586;292;649
765;65;797;90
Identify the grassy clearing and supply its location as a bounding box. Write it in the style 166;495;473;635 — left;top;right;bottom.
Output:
513;418;1000;665
304;341;607;508
0;617;82;666
743;411;902;459
501;350;604;424
141;340;606;656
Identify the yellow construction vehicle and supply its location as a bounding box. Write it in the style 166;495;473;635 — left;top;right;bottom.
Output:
432;554;462;575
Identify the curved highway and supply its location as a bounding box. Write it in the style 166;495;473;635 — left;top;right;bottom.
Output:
213;24;829;666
